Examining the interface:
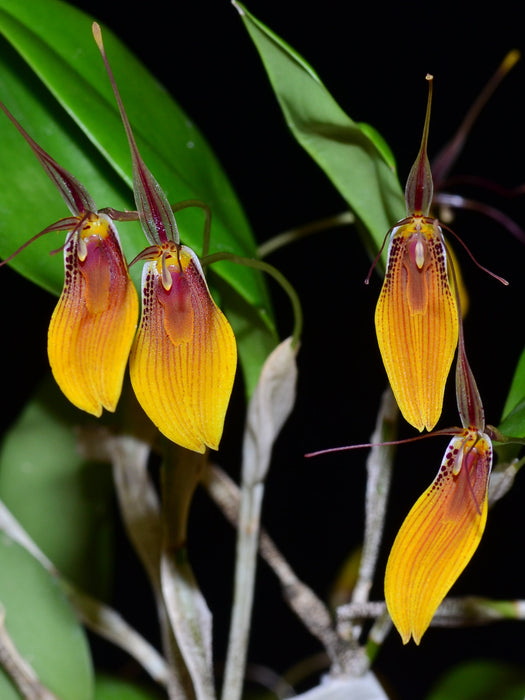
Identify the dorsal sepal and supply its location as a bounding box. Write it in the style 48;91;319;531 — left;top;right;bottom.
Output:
405;74;434;216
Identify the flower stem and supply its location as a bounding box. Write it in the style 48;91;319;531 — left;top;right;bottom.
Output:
257;211;355;258
202;252;303;348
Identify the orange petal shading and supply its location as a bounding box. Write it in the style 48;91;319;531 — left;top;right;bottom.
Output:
129;244;237;453
385;429;492;644
375;216;458;431
48;213;138;415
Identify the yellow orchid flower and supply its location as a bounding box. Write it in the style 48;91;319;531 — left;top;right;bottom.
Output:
129;242;237;452
384;427;492;644
48;212;138;415
375;76;458;432
375;217;458;431
0;102;138;416
94;24;237;453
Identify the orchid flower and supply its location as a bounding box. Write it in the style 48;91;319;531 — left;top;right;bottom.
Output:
384;267;493;644
374;76;458;432
0;102;138;417
374;56;518;434
380;64;522;640
308;325;494;645
93;24;237;454
312;224;495;643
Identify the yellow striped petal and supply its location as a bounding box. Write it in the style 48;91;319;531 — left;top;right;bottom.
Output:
375;216;458;431
48;213;138;416
385;429;492;644
447;243;469;318
129;244;237;453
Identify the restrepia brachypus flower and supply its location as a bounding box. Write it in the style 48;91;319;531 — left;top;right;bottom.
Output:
93;24;237;454
374;76;458;432
0;102;138;416
385;286;493;644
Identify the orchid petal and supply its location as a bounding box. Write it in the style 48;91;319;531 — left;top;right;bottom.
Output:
48;213;138;415
129;245;237;453
385;429;492;644
446;242;469;318
375;217;458;431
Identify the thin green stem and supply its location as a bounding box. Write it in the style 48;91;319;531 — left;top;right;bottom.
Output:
257;211;354;259
202;252;302;348
170;199;212;259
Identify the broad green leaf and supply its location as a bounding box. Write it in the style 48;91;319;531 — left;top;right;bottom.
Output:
501;345;525;422
0;375;114;599
493;344;525;444
357;122;398;171
0;0;277;394
0;535;93;700
234;2;405;261
498;397;525;439
427;659;525;700
216;277;277;402
95;674;163;700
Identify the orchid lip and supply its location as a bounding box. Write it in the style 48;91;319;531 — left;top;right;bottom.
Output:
129;245;237;453
385;427;493;644
48;212;139;416
375;215;458;432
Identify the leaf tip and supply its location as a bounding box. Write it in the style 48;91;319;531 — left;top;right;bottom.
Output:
231;0;245;16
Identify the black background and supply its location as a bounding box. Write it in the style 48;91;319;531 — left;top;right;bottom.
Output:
3;1;525;698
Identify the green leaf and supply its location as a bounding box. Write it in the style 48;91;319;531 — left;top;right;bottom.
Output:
501;345;525;422
357;122;398;171
494;344;525;444
234;2;405;261
0;0;277;394
94;674;163;700
0;535;93;700
498;398;525;439
426;659;525;700
217;278;278;398
0;375;114;599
